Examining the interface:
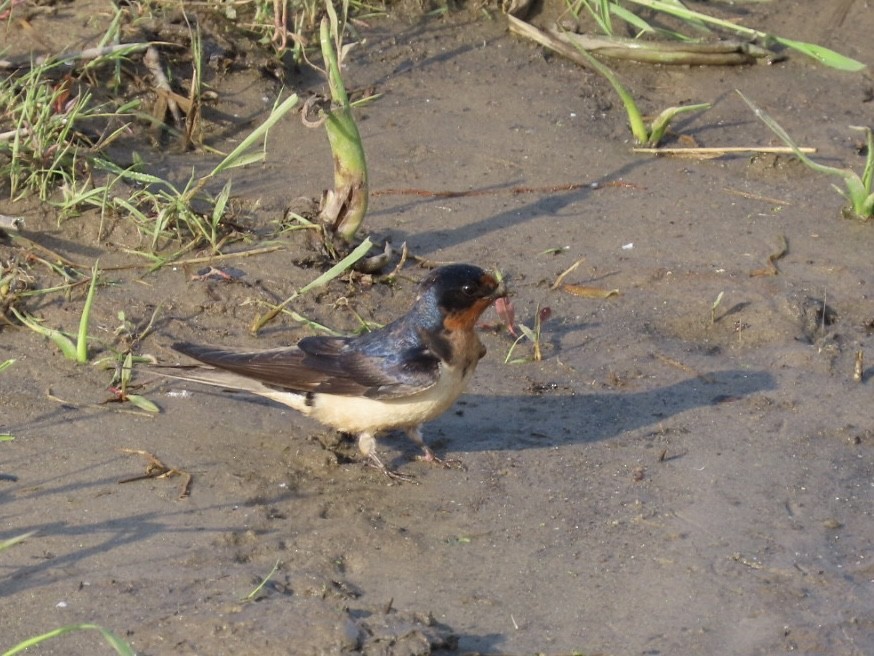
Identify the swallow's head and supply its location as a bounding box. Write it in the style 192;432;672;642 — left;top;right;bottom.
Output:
418;264;507;331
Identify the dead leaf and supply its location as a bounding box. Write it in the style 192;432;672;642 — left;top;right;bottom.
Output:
561;284;620;298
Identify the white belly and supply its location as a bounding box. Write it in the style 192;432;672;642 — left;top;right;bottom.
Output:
288;362;476;435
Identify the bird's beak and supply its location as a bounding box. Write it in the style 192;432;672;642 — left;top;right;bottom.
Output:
488;274;508;300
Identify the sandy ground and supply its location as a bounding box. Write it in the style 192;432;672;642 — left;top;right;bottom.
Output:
2;1;874;654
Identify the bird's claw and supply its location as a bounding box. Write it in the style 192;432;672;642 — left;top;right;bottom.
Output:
417;447;465;470
366;453;417;483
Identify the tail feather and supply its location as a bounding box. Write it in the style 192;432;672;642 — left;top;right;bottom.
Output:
155;365;310;413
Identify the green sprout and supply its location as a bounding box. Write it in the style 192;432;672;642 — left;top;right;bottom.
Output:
739;92;874;220
711;291;724;325
103;352;159;414
505;305;552;364
0;359;13;439
243;558;283;602
10;261;99;363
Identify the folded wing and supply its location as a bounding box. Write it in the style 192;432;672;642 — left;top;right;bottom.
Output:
173;337;441;399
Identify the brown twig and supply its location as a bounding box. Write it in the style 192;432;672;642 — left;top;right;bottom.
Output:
749;235;788;277
119;448;192;499
371;180;634;199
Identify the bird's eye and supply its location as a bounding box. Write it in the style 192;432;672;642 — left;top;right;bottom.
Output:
461;283;477;296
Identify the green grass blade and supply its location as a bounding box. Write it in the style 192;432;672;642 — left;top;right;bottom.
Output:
125;394;160;413
244;558;282;601
10;308;79;361
76;262;99;364
0;530;36;550
503;333;528;364
212;180;232;233
773;36;866;73
609;4;655;36
0;359;14;373
249;237;374;334
209;93;300;177
579;0;613;35
740;91;872;218
120;351;133;389
854;126;874;191
298;237;374;295
1;623;135;656
737;91;848;177
648;102;711;146
565;42;648;143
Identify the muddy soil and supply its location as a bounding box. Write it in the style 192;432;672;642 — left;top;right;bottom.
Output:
2;1;874;654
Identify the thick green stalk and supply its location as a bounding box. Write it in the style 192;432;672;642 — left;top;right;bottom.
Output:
318;15;368;243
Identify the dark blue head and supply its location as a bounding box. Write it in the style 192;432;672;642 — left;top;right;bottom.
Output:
417;264;505;315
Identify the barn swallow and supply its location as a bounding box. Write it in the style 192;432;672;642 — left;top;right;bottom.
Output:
166;264;507;481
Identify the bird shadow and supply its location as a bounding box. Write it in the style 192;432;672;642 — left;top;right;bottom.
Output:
410;368;776;456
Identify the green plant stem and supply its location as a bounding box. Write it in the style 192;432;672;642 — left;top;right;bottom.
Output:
318;8;368;242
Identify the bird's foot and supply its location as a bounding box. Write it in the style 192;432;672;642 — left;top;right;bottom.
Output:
366;452;417;483
416;446;465;470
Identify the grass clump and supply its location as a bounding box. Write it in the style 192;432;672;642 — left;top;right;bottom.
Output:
739;92;874;221
0;60;138;201
62;91;300;259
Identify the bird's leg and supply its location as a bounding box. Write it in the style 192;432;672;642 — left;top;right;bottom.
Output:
356;432;415;483
406;425;464;469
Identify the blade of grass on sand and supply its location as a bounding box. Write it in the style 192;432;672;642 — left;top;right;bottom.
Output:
9;307;79;361
855;126;874;195
0;358;14;373
0;530;37;550
244;558;282;601
624;0;866;72
1;623;135;656
648;102;711;145
565;41;648;143
250;236;374;334
120;352;160;413
209;92;300;178
76;262;99;363
738;91;873;218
